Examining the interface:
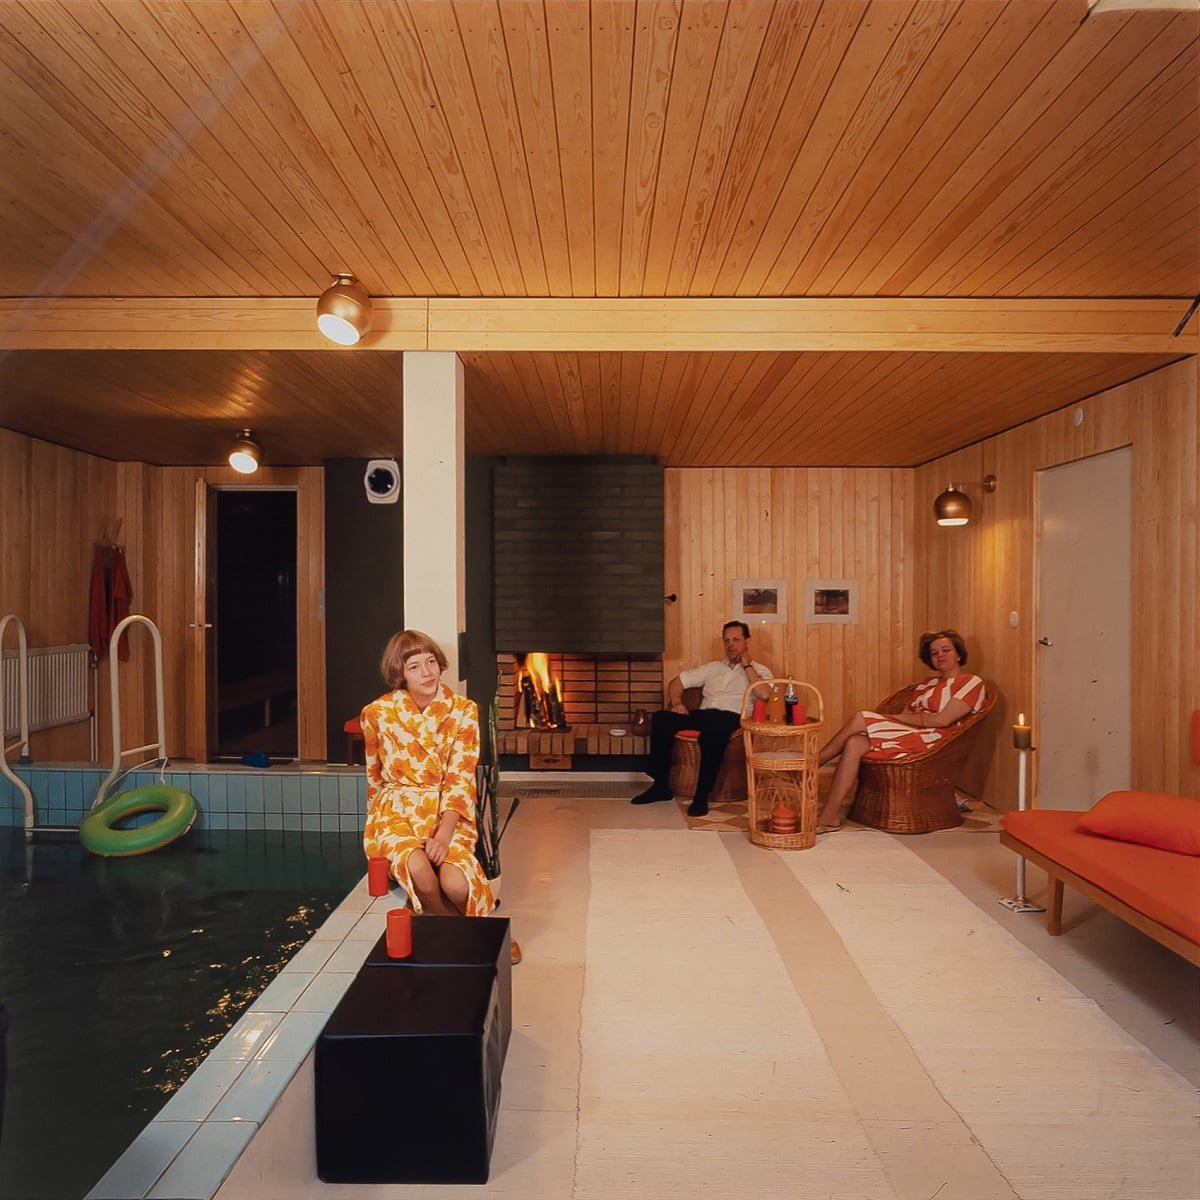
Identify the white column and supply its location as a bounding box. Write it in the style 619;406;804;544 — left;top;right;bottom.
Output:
403;351;466;687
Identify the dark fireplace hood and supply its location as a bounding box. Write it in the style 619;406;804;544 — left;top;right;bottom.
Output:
493;456;664;655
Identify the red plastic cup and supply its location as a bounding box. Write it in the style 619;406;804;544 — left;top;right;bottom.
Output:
366;856;390;897
752;698;767;722
386;907;413;959
793;703;807;725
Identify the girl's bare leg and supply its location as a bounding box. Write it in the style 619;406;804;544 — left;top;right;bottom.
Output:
436;862;469;914
407;849;459;915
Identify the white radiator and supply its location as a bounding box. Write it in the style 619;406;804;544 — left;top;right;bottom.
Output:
3;643;92;736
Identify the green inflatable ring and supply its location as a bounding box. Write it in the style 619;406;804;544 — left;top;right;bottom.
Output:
80;784;198;858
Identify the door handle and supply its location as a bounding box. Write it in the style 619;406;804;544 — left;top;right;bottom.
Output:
1038;637;1053;646
188;622;213;629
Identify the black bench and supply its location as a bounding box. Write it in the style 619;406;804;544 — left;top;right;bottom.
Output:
315;915;511;1185
361;912;513;1060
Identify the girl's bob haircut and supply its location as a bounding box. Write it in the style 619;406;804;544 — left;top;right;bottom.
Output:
381;629;448;689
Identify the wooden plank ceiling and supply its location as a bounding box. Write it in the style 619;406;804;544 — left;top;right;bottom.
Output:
0;0;1195;467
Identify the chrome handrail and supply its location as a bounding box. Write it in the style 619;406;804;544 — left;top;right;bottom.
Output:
94;614;169;809
0;614;35;836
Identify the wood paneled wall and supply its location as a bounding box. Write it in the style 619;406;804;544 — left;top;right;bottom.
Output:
915;358;1199;808
664;468;916;735
0;429;118;759
9;355;1193;792
0;429;326;765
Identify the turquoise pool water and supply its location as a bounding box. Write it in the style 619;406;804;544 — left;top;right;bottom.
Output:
0;826;363;1200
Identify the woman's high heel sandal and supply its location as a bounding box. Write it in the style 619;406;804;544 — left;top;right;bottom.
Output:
510;939;523;965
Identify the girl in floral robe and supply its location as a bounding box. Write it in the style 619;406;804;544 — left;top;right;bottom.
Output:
360;630;495;918
815;630;987;831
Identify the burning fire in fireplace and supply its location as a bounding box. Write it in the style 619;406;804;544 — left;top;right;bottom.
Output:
515;653;569;729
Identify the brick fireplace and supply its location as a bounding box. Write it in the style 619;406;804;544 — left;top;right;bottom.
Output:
490;455;665;769
495;653;660;767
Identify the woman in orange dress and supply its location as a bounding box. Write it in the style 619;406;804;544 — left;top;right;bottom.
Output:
360;630;520;960
815;630;987;832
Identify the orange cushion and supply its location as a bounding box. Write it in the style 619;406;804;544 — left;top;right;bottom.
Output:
1003;809;1200;946
1077;790;1200;856
674;729;700;741
343;717;362;735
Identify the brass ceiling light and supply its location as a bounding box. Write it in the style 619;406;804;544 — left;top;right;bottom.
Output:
228;429;262;475
316;273;372;345
934;474;996;527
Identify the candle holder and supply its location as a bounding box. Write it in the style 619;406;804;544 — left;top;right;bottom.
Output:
999;744;1046;914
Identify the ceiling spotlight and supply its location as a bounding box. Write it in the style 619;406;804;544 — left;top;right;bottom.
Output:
228;430;262;475
316;273;372;345
934;474;996;527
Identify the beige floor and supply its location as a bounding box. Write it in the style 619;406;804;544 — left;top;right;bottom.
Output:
217;784;1200;1200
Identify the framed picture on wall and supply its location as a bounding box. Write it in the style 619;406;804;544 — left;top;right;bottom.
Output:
731;578;788;624
804;578;858;624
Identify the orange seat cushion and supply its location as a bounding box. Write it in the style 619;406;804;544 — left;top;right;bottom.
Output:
674;729;700;741
1077;790;1200;856
1003;809;1200;946
343;717;362;735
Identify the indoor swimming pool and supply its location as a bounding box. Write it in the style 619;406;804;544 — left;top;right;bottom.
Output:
0;826;364;1200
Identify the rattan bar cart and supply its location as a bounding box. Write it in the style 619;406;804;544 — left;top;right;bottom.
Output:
741;679;825;850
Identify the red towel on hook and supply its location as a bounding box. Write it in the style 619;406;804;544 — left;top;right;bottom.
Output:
88;543;133;661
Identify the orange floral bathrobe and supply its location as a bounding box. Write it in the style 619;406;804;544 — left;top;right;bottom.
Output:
360;683;495;916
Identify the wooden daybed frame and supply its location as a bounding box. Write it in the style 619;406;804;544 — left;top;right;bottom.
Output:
1000;822;1200;967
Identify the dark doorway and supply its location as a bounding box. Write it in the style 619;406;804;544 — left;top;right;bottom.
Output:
215;490;298;760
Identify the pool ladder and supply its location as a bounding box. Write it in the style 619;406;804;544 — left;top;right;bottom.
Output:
0;614;37;839
94;614;169;810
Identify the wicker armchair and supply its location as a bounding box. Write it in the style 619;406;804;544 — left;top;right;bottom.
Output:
666;687;748;803
848;683;996;833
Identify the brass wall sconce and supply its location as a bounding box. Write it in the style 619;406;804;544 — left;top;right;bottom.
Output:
934;474;996;526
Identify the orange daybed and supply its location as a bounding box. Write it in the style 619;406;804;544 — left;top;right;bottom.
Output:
1001;791;1200;966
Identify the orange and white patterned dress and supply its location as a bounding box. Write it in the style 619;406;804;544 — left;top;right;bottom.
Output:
360;683;495;917
861;674;988;761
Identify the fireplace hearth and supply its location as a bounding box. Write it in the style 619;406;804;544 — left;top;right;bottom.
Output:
496;653;661;768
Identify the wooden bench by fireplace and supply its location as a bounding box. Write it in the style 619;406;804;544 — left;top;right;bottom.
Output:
217;669;296;728
497;724;648;767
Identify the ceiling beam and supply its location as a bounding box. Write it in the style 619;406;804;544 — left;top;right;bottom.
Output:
1;297;1195;354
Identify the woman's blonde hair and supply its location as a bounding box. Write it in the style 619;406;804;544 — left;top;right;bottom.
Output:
380;629;448;689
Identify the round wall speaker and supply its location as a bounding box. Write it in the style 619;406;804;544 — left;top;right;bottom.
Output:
364;459;400;504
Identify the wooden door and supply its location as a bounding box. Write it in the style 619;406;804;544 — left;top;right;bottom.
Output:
188;479;217;761
1036;448;1132;809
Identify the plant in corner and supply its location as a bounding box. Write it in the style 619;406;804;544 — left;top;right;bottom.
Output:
475;680;520;884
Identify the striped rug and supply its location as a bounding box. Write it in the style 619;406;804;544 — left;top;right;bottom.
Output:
578;829;1197;1200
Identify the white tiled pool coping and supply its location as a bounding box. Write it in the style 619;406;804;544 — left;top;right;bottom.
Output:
86;875;407;1200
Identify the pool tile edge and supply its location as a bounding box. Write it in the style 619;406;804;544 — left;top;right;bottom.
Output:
84;873;397;1200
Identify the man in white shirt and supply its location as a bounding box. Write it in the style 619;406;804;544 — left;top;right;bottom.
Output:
632;621;772;817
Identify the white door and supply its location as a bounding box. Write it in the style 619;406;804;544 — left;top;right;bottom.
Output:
1036;447;1131;809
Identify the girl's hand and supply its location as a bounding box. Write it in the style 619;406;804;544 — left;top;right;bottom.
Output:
425;836;450;866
